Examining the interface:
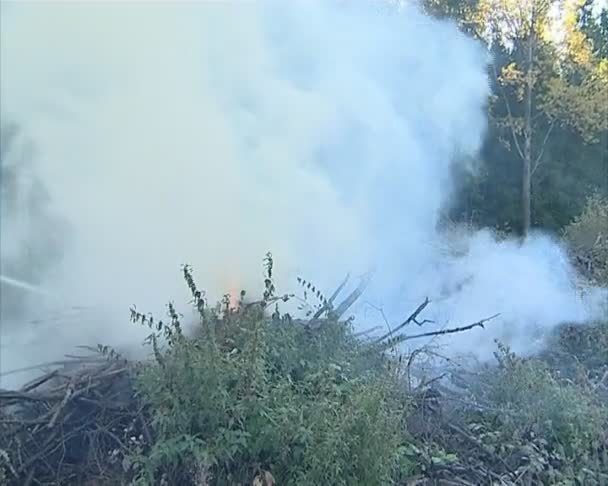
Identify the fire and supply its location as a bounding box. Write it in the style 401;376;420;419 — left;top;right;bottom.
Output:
227;277;240;310
228;289;239;309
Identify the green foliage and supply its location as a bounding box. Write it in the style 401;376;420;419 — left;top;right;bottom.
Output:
472;342;608;482
117;248;608;485
126;261;414;485
433;0;608;236
541;320;608;384
581;3;608;58
563;193;608;284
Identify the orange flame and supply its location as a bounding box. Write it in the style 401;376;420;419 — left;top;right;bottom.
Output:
227;277;240;310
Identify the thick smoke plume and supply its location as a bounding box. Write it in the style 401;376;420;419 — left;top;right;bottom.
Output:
0;1;604;388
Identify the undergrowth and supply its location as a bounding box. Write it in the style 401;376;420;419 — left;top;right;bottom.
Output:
126;256;414;485
116;254;608;485
563;193;608;285
7;253;603;485
465;343;608;484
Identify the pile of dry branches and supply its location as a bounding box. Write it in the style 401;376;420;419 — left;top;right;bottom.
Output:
0;352;146;485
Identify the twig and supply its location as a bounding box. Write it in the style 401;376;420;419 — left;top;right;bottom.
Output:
1;357;103;377
244;293;294;309
48;380;76;429
0;390;58;403
531;121;555;176
328;273;350;307
374;298;431;344
0;449;17;478
363;302;394;342
333;269;376;319
406;348;428;392
382;314;501;349
353;326;383;338
311;273;351;320
491;61;525;162
20;371;59;393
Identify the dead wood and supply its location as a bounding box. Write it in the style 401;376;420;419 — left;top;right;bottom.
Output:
311;272;351;320
0;355;144;486
333;269;375;319
374;297;432;343
383;313;501;349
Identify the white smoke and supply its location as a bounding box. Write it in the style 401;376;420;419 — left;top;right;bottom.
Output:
0;0;604;387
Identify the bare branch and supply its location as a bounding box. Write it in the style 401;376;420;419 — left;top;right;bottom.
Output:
328;273;350;306
373;298;431;344
333;269;376;319
353;326;383;338
383;314;501;348
491;61;525;161
531;121;555;176
363;301;394;341
311;273;351;320
47;379;76;429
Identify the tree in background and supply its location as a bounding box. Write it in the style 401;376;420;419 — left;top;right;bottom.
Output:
543;0;608;143
482;0;556;238
579;0;608;58
426;0;608;236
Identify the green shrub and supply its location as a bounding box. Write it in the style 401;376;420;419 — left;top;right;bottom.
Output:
563;193;608;285
104;255;608;485
472;343;608;482
126;261;414;485
544;320;608;372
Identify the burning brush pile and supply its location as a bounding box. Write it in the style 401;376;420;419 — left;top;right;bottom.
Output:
1;256;607;485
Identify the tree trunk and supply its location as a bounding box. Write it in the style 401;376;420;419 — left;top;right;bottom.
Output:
522;143;531;238
522;30;535;239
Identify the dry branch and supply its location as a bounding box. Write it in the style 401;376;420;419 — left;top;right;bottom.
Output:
333;269;375;319
311;273;351;320
0;355;143;485
381;314;501;350
374;297;431;343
